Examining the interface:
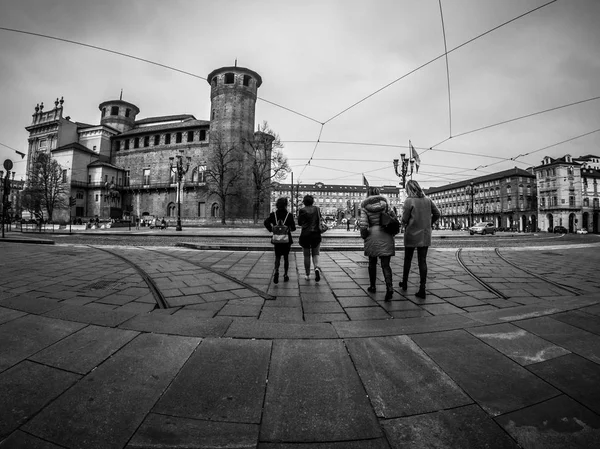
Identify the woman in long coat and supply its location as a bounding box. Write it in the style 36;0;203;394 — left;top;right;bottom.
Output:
264;197;296;284
400;180;441;299
360;187;396;300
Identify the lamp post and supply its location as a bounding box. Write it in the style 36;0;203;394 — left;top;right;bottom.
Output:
467;181;478;227
170;150;191;231
393;153;412;188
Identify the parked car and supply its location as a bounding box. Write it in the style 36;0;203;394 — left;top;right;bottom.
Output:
576;228;588;234
553;225;568;234
469;222;496;235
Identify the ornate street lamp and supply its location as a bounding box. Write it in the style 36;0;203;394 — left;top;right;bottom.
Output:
169;150;191;231
393;153;413;189
466;181;478;227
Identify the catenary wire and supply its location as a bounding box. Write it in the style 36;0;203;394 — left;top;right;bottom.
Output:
438;0;452;137
323;0;557;124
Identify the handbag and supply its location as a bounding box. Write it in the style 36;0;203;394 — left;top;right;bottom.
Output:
318;208;328;233
380;210;400;235
271;212;291;244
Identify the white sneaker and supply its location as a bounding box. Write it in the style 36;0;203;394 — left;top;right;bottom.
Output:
304;274;310;281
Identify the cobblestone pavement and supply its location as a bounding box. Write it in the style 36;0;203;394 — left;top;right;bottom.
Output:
1;237;600;448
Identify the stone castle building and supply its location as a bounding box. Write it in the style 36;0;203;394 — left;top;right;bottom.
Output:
24;65;271;224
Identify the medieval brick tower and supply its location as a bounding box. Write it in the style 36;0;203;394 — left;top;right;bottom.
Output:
207;65;263;219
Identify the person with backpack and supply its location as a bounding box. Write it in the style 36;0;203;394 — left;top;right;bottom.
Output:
359;186;398;301
264;197;296;284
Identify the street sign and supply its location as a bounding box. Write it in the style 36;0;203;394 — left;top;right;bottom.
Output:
3;159;13;171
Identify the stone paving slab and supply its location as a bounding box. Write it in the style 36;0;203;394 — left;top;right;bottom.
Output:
345;336;472;418
118;312;232;337
516;316;600;364
0;314;86;373
412;330;559;417
29;325;139;374
0;361;81;439
0;306;26;325
0;430;65;448
43;304;137;327
494;394;600;449
333;313;478;338
224;319;338;339
467;322;571;366
527;353;600;415
382;404;520;449
128;413;260;449
0;295;63;314
260;339;381;442
23;333;200;449
154;338;271;423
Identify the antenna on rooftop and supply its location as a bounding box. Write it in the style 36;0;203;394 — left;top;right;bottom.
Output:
120;89;123;101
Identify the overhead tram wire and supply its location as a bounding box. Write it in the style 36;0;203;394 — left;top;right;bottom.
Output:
322;0;557;125
297;124;324;179
423;94;600;155
438;0;452;137
0;26;323;126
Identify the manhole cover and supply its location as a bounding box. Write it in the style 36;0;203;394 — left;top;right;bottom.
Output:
83;280;125;290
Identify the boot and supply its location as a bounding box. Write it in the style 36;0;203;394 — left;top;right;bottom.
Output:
273;272;279;284
368;262;377;293
384;289;393;301
399;279;407;291
415;285;426;299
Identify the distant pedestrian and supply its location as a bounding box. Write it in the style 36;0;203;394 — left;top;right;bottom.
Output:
264;197;296;284
297;195;323;281
135;217;140;230
360;186;397;301
400;180;441;299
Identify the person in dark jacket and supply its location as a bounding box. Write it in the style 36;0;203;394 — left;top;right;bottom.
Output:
400;180;441;299
264;197;296;284
359;186;397;301
297;195;323;281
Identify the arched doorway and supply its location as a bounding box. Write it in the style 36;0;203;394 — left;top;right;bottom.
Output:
521;215;527;232
547;213;553;232
568;213;576;233
594;212;599;234
582;212;589;231
530;215;537;232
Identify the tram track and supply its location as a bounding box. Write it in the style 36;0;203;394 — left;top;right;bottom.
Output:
90;246;169;309
494;248;582;296
456;248;583;300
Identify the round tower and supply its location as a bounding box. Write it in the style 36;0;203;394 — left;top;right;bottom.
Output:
206;66;262;146
98;100;140;133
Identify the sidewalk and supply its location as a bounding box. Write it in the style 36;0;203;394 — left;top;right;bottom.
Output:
1;241;599;448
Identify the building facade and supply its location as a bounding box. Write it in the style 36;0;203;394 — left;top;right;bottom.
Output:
270;182;402;221
426;167;538;231
23;65;271;224
535;154;600;233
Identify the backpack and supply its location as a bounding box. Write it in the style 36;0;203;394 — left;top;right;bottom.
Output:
271;212;290;244
380;210;400;235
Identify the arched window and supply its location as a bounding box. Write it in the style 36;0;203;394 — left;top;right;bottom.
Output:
583;198;589;207
225;73;235;84
211;203;220;217
167;202;176;217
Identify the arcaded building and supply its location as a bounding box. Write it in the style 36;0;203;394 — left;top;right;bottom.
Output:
24;65;270;224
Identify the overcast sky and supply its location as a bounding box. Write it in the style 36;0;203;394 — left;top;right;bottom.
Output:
1;0;599;189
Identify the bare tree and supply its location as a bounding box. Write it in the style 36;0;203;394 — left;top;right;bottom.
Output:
205;132;244;224
245;121;290;222
27;152;69;221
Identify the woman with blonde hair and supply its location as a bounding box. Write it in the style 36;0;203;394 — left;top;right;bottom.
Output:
360;186;397;301
400;180;440;299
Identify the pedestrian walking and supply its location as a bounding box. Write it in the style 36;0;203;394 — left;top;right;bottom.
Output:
264;197;296;284
360;186;397;301
400;180;441;299
297;194;324;281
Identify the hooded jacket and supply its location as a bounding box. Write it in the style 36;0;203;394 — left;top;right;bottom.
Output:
360;194;396;257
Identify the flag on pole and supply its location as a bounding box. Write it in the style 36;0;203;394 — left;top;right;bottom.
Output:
410;140;421;173
362;174;369;187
